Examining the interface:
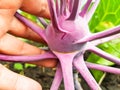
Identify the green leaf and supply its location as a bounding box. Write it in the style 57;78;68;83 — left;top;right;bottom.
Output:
87;0;120;83
89;0;120;32
20;11;37;22
14;63;23;70
90;70;106;83
25;63;36;68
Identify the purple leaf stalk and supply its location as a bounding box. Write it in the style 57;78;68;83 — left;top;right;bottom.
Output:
1;0;120;90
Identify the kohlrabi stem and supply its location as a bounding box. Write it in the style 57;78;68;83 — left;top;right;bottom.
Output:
79;0;92;17
38;17;48;28
73;71;83;90
47;0;66;33
73;55;101;90
67;0;81;20
53;52;77;90
88;46;120;65
91;33;120;46
60;0;67;15
68;0;74;12
86;62;120;74
50;63;63;90
56;0;60;16
86;0;100;22
47;0;59;30
15;13;47;42
77;25;120;43
0;51;57;62
90;25;120;40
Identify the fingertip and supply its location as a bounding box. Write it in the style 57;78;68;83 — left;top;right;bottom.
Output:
16;75;42;90
0;64;42;90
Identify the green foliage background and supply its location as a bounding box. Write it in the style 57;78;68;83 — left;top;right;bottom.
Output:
88;0;120;83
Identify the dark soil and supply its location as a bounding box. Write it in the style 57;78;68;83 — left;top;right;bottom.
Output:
101;65;120;90
1;62;120;90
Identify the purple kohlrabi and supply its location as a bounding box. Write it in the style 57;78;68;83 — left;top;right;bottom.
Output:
1;0;120;90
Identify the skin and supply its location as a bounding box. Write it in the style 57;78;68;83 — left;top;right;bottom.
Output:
0;0;57;90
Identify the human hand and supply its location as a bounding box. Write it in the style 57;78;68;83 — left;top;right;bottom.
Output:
0;0;57;89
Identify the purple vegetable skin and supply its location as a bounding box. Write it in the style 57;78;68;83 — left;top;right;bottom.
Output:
1;0;120;90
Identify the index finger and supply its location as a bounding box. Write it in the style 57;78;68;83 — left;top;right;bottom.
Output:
20;0;50;18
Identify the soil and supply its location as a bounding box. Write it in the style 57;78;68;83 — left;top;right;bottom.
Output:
101;65;120;90
1;62;120;90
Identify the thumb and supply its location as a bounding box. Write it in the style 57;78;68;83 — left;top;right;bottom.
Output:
0;64;42;90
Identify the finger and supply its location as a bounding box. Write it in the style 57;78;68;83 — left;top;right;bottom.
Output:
30;59;58;68
0;64;42;90
0;10;15;38
20;0;50;18
9;17;46;43
0;0;23;37
0;33;44;55
0;33;58;67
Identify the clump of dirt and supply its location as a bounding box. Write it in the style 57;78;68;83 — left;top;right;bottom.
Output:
101;65;120;90
101;73;120;90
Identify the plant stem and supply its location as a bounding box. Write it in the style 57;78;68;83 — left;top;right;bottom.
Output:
73;55;101;90
53;52;77;90
88;46;120;65
86;0;100;22
90;33;120;46
80;0;92;17
67;0;81;20
76;25;120;43
38;17;48;28
86;62;120;74
50;63;63;90
0;51;57;62
15;13;47;42
73;71;83;90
